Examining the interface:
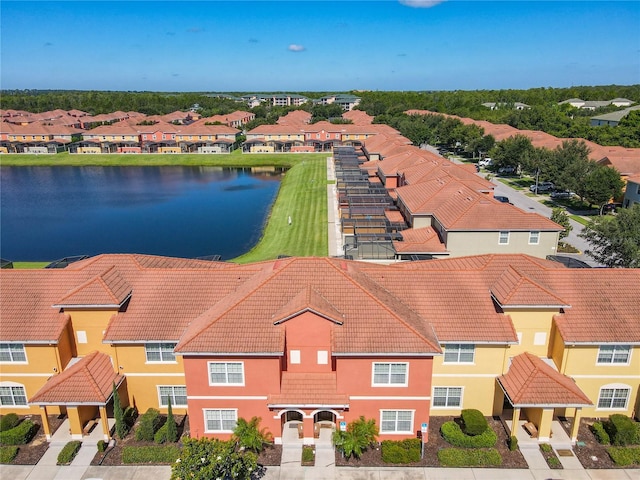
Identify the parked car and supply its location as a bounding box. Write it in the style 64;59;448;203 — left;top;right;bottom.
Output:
478;157;493;167
494;195;511;204
601;202;622;215
529;182;554;193
498;166;517;175
550;190;573;199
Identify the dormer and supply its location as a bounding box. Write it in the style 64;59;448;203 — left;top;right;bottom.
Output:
53;267;131;355
490;266;569;357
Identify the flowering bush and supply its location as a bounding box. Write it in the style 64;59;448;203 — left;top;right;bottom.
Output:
170;437;257;480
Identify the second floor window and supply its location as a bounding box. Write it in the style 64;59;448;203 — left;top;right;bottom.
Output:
372;362;408;386
597;345;631;364
444;344;475;363
499;231;510;245
209;362;244;385
0;343;27;363
145;343;176;362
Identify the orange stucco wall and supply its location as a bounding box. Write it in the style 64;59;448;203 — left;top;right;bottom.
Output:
283;311;333;373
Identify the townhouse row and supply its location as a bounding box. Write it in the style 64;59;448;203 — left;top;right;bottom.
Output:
1;253;638;445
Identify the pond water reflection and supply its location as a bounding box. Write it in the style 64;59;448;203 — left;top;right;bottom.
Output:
0;166;282;261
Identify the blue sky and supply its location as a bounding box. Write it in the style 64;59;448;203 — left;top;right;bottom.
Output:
1;1;639;92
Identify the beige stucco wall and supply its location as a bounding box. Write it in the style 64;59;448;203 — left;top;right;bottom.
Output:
445;230;560;259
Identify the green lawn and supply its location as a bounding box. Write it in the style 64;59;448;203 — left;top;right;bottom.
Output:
0;150;327;168
232;157;328;263
569;215;590;226
11;262;50;269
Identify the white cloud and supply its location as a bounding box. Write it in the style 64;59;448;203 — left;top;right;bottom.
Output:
399;0;445;8
288;44;306;52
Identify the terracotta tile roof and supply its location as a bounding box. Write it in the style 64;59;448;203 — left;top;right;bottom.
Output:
393;227;447;253
490;266;569;307
175;257;441;355
342;110;374;125
276;110;312;125
384;210;405;224
272;285;344;325
30;351;123;405
54;266;131;307
267;372;348;406
498;353;592;407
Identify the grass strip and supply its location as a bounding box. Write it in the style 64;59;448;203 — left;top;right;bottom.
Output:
0;150;327;168
569;215;590;226
233;157;328;263
11;262;51;269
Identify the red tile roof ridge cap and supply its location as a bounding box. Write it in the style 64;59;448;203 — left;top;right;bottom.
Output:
495;265;568;306
55;265;128;306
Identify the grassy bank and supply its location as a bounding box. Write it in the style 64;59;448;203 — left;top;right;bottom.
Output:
0;150;327;168
10;262;50;269
233;157;328;263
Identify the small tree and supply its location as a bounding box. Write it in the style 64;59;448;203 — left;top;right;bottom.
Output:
551;208;572;241
333;416;378;459
112;382;127;440
232;416;272;453
166;397;178;443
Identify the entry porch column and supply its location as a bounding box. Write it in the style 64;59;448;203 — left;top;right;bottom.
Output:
39;406;52;441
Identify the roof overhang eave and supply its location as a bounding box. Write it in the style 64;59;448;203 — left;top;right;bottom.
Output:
267;403;349;409
174;351;284;357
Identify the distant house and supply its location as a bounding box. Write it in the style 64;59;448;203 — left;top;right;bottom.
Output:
590;105;640;127
559;98;636;110
316;94;361;111
623;174;640;208
481;102;530;110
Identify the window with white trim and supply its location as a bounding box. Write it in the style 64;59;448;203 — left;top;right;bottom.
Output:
290;350;301;364
204;409;237;432
433;387;463;408
529;231;540;245
0;384;27;406
145;343;176;362
317;350;328;365
372;362;408;386
380;410;413;433
443;344;475;363
498;231;509;245
597;345;631;364
208;362;244;385
0;343;27;363
597;386;630;409
158;386;187;407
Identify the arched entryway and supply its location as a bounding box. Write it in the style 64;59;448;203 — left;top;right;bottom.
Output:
280;410;305;444
312;410;337;444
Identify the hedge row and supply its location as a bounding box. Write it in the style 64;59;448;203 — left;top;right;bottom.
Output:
0;446;19;464
0;420;37;445
122;445;181;464
604;415;638;446
57;441;82;465
607;446;640;466
438;447;502;467
591;422;610;445
381;439;421;464
440;421;497;448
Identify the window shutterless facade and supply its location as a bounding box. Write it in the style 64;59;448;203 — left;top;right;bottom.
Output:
158;385;187;407
433;387;463;408
443;344;475;363
372;362;408;386
208;362;244;385
597;386;630;409
145;343;176;362
380;410;413;433
0;384;27;406
0;343;27;363
529;231;540;245
597;345;631;365
204;409;237;432
499;231;510;245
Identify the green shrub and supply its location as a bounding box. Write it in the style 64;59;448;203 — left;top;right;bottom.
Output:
122;445;180;464
124;406;138;429
232;416;272;453
0;446;19;464
154;423;170;444
332;416;379;459
440;421;497;448
0;420;37;445
607;446;640;466
97;440;107;452
57;440;81;465
135;408;164;442
605;415;638;446
591;421;610;445
508;435;518;451
547;456;561;468
461;409;488;436
381;438;421;464
540;443;552;453
0;414;20;432
301;445;315;463
438;448;502;467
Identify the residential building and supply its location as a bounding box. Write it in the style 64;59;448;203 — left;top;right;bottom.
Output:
623;174;640;208
590;105;640;127
1;253;638;446
316;94;361;111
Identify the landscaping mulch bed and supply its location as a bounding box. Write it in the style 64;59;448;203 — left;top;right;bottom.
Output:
335;416;528;468
572;418;623;469
539;444;563;469
257;444;282;466
92;414;189;466
8;414;65;465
